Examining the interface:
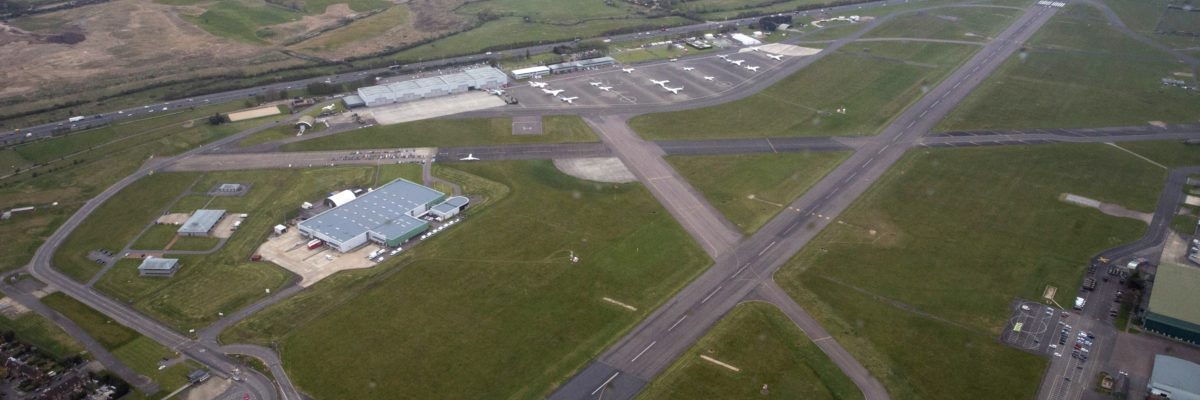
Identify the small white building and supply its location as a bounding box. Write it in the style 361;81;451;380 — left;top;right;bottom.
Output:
274;224;288;235
511;66;551;80
324;190;356;208
730;33;762;46
428;196;469;221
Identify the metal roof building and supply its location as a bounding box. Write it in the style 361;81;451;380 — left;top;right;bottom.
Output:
547;57;616;74
429;196;469;221
511;65;551;79
298;178;446;252
1145;263;1200;344
138;257;180;277
178;209;225;236
1148;355;1200;400
357;67;508;107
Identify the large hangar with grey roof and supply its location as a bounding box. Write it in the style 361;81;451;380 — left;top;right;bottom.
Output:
298;178;451;252
356;67;508;107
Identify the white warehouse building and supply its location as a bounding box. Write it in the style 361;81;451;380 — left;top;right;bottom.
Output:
357;67;508;107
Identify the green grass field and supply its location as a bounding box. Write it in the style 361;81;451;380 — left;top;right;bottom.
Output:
666;152;851;234
936;50;1200;131
630;42;979;140
1101;0;1200;49
168;236;222;251
224;160;709;399
181;0;301;45
53;173;199;282
798;23;862;41
637;302;863;400
1172;214;1199;234
456;0;631;24
0;307;85;357
94;168;375;331
0;205;76;272
130;224;179;251
238;125;305;147
42;293;189;394
1110;141;1200;168
772;143;1170;398
863;6;1021;41
376;164;422;186
282;115;597;151
297;6;410;53
1027;9;1175;59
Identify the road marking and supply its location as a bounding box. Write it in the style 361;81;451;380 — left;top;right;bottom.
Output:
877;144;889;154
700;355;741;372
701;286;723;304
812;336;833;342
669;315;688;331
592;372;620;395
953;81;962;89
919;110;929;118
863;157;874;168
631;341;657;362
758;241;777;256
732;263;751;278
906;121;916;128
648;176;672;181
932;99;941;107
765;138;778;153
602;297;638;311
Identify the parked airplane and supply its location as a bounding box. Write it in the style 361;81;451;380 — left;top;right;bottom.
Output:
589;81;603;86
745;65;760;72
560;96;579;104
664;86;683;94
703;76;715;81
598;86;613;91
460;154;480;161
749;46;761;52
542;89;564;96
622;68;635;73
529;81;548;88
682;67;694;71
717;54;729;60
650;79;670;86
321;104;335;112
767;54;784;60
729;59;745;66
488;89;505;95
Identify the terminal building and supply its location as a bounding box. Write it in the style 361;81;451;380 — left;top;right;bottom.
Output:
1148;355;1200;400
178;209;225;237
298;179;468;252
353;67;508;107
1144;263;1200;344
547;57;616;75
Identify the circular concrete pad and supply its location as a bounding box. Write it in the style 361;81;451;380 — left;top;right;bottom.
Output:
553;157;637;183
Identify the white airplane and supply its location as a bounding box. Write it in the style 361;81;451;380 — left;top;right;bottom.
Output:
488;89;505;95
560;96;579;104
703;76;715;81
529;81;548;88
542;89;564;96
745;65;760;72
682;67;694;71
767;54;784;60
749;46;761;52
717;54;729;60
589;81;603;86
650;79;670;87
598;86;613;91
664;86;683;94
729;59;745;66
622;68;635;73
460;154;479;161
321;104;335;112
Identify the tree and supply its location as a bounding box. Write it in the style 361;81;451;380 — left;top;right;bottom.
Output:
208;113;227;126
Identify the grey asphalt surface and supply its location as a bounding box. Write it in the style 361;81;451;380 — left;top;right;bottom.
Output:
549;4;1059;400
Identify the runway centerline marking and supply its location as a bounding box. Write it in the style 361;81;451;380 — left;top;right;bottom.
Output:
731;263;751;279
812;336;833;342
668;315;688;331
758;241;777;256
592;372;620;395
701;286;723;304
631;341;657;363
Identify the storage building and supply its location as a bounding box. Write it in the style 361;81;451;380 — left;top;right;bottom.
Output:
356;67;508;107
1147;355;1200;400
178;210;225;236
298;178;446;252
429;196;469;221
138;257;180;277
547;57;616;74
1144;263;1200;344
511;66;551;79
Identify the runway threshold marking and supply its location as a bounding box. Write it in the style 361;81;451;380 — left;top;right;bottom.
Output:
603;297;638;311
592;372;621;395
631;341;657;362
700;355;741;372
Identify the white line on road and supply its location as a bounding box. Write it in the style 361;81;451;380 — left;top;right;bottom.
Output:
758;241;777;256
631;341;657;362
932;99;941;107
919;110;929;118
906;121;915;128
877;144;889;154
731;263;750;278
592;372;620;395
863;157;874;168
669;315;688;331
953;81;962;89
701;286;723;304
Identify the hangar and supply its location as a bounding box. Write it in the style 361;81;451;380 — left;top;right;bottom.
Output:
512;66;550;80
178;209;226;236
298;178;448;252
1144;263;1200;344
1148;355;1200;400
356;67;508;107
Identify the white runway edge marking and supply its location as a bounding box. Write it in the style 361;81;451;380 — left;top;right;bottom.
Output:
669;315;688;331
700;355;741;372
758;241;777;256
631;341;657;362
701;286;723;304
603;297;638;311
592;372;620;395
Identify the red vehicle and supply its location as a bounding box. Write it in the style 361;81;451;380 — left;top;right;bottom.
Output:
306;239;323;250
250;254;262;261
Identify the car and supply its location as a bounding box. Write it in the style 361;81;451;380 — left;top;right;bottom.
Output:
1087;333;1095;339
1054;352;1062;357
1061;312;1069;318
1049;344;1057;349
1021;304;1031;311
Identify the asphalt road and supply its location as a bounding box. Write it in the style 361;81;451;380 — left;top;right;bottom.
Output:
549;4;1059;399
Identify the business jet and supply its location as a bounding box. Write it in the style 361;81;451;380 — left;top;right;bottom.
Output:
663;86;683;94
542;89;564;96
598;86;613;91
749;46;761;52
729;59;745;66
717;54;729;60
589;81;603;86
560;96;579;104
767;54;784;60
321;104;336;112
745;65;760;72
488;89;505;95
529;81;548;88
703;76;715;81
622;68;635;73
460;154;480;161
682;67;694;71
650;79;670;87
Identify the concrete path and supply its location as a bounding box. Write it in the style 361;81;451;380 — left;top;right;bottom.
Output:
584;115;743;259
